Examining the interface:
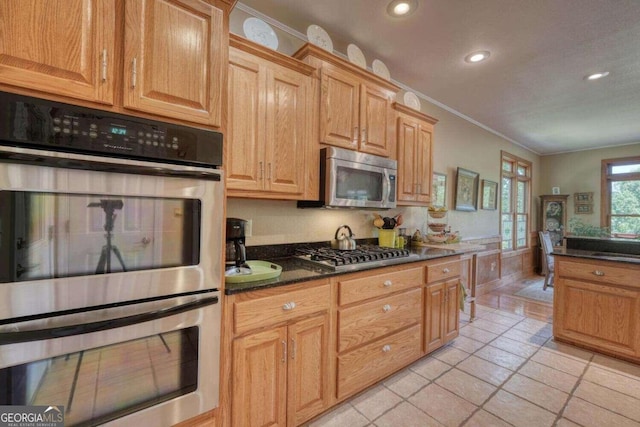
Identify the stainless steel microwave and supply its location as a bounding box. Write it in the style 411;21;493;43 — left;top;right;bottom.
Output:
299;147;397;209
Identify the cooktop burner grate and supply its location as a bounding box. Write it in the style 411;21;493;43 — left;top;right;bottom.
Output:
295;245;412;270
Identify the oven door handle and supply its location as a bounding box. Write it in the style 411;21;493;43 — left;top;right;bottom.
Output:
0;296;218;345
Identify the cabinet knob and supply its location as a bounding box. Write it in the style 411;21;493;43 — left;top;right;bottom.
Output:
443;268;450;273
382;344;391;353
592;270;605;276
282;301;296;311
382;304;391;313
383;280;393;287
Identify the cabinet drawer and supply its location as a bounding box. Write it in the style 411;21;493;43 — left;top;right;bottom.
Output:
426;259;460;283
337;324;422;399
558;259;639;287
338;266;423;306
338;288;422;352
234;284;330;334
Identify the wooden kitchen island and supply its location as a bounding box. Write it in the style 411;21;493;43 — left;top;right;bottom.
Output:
552;249;640;363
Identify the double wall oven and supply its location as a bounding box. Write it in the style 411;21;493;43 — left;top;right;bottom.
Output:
0;91;224;426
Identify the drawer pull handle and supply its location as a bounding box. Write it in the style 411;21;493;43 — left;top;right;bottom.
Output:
282;302;296;311
281;340;287;363
382;344;391;353
593;270;605;276
382;304;391;313
443;268;450;273
383;280;393;287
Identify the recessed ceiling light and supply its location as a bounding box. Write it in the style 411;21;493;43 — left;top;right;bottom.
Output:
585;71;610;81
387;0;418;17
464;51;491;63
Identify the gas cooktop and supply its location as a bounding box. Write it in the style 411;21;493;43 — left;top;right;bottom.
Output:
295;245;417;271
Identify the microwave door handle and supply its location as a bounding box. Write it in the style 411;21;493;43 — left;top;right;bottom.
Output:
0;296;218;345
382;169;391;205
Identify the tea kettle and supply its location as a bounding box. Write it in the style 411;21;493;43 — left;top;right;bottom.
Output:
331;225;357;250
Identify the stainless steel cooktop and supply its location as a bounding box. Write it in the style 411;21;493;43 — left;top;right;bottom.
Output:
295;245;417;271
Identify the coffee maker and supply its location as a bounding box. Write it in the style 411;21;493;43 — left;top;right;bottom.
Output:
225;218;251;274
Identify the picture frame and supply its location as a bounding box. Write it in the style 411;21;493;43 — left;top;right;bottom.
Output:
575;203;593;214
481;179;498;210
431;172;447;207
454;167;479;211
552;187;561;195
574;192;594;203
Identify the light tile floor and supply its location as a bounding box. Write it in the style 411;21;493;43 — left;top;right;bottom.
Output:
307;304;640;427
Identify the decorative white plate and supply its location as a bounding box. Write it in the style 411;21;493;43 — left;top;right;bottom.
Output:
347;44;366;69
403;91;421;110
307;24;333;52
243;17;278;50
372;59;390;80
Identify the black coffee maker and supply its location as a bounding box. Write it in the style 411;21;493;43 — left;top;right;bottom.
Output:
225;218;251;274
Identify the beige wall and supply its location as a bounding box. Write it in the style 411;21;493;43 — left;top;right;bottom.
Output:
539;143;640;231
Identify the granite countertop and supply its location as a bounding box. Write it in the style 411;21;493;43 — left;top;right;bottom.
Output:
224;246;474;295
552;247;640;265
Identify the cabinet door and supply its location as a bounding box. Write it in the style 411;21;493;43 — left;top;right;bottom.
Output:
359;84;393;157
319;68;360;149
287;313;330;427
555;278;640;357
226;50;265;191
232;327;287;427
264;66;308;194
396;117;419;202
425;282;445;353
415;124;433;203
444;279;460;343
0;0;115;104
124;0;223;126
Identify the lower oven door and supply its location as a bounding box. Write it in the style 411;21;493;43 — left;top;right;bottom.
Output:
0;291;220;427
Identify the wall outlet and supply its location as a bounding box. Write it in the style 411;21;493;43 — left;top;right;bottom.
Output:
245;219;252;237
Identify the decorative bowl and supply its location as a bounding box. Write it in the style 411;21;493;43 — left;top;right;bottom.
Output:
428;223;447;232
426;234;447;243
428;211;447;219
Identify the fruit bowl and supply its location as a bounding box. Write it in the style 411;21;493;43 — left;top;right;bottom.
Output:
426;234;447;243
428;211;447;219
428;223;447;232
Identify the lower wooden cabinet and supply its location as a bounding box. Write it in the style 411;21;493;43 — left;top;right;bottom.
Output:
425;259;461;353
232;313;330;427
228;281;331;427
554;256;640;361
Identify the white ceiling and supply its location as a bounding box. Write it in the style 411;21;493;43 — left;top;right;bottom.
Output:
237;0;640;155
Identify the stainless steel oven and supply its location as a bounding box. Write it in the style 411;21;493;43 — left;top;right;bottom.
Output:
0;91;224;426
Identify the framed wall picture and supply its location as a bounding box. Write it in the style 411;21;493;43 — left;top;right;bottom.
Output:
431;172;447;207
481;179;498;210
575;203;593;214
454;167;479;211
574;192;594;203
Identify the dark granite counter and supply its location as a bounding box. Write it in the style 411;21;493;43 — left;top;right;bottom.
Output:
552;247;640;265
225;246;463;295
564;236;640;255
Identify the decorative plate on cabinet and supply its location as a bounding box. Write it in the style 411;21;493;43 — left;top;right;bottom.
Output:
243;17;278;50
372;59;391;80
347;44;367;69
403;91;421;110
307;24;333;52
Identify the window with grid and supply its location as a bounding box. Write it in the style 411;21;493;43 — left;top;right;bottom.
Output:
601;156;640;237
501;152;531;251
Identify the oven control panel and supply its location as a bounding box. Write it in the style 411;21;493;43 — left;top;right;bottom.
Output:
0;91;222;168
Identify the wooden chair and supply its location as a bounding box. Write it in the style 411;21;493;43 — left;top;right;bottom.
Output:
538;231;555;290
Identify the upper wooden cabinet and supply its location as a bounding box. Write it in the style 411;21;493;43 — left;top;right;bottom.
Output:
124;0;223;126
0;0;116;105
227;35;316;199
293;44;399;157
394;103;438;206
0;0;225;127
